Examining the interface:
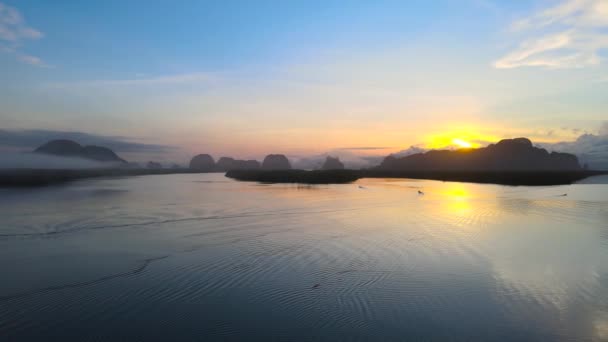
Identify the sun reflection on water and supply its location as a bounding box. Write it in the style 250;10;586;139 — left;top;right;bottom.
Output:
441;183;473;216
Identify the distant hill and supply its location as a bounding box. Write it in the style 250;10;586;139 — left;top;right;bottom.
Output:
146;161;162;169
215;157;261;171
189;154;215;171
377;138;581;171
262;154;291;170
34;139;126;163
321;156;345;170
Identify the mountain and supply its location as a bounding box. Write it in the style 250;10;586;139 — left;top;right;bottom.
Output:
377;138;581;171
215;157;261;171
189;154;215;171
239;160;261;169
146;161;162;169
262;154;291;170
34;139;126;163
321;156;345;170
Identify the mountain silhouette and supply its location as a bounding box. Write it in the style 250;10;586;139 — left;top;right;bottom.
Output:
262;154;291;170
377;138;581;171
321;156;345;170
215;157;261;171
34;139;126;163
189;154;215;171
146;161;162;169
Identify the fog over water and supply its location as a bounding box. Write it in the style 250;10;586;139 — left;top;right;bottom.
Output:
0;152;118;169
0;174;607;340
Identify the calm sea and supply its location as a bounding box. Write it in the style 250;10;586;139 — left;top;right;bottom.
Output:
1;173;607;341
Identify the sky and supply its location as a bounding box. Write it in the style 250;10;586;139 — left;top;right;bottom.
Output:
0;0;607;165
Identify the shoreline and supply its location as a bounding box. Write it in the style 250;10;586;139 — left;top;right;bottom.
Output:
226;169;608;186
0;168;218;187
1;168;607;187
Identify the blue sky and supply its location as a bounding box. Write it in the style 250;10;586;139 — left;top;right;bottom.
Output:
1;0;607;162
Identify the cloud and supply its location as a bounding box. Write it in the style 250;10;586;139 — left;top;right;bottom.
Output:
390;145;427;157
105;73;214;86
0;129;175;154
541;121;608;169
495;0;608;69
16;53;48;67
45;73;218;91
0;2;42;41
0;2;45;66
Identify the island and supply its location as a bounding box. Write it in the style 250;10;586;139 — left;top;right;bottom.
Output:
321;156;345;170
225;138;607;186
2;137;607;187
1;140;205;187
376;138;580;171
189;154;215;171
34;139;126;163
262;154;291;170
215;157;261;172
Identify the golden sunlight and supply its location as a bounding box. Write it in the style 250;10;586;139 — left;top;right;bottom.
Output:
452;138;473;148
424;128;500;150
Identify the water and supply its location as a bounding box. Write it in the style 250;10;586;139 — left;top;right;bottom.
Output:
0;173;607;341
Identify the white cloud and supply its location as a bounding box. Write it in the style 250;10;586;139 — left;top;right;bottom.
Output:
391;145;427;158
17;53;49;67
495;0;608;69
541;121;608;169
0;2;45;66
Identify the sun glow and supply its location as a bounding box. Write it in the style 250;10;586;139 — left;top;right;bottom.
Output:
424;128;500;150
452;138;473;148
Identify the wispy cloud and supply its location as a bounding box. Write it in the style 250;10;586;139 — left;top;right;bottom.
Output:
0;2;46;67
48;72;217;89
391;145;427;157
495;0;608;69
16;53;48;67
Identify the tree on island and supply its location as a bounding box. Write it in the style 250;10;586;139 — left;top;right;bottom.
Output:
262;154;291;170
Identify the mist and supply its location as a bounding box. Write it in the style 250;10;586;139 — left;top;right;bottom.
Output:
291;150;384;170
0;152;121;169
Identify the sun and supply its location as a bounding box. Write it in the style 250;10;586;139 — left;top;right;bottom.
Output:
452;138;473;148
425;129;495;149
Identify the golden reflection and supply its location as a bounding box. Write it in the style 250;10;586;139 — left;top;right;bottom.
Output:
440;183;473;216
447;199;472;215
